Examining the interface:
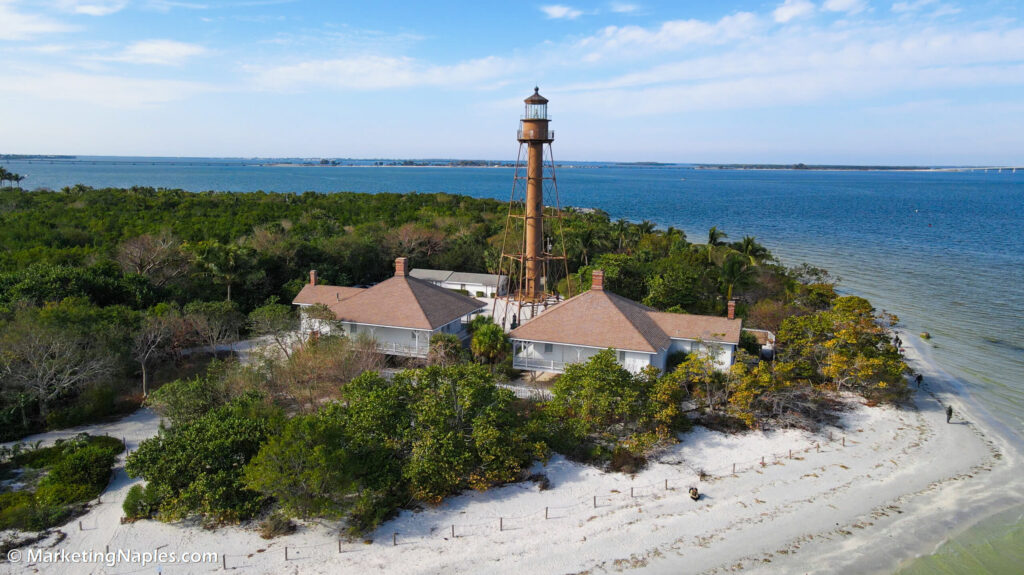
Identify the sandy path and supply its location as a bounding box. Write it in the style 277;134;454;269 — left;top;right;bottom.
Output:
4;333;1021;574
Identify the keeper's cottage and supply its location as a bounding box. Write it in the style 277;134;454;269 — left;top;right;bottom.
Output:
508;270;742;373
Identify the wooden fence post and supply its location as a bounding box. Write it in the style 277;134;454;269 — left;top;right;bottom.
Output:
499;517;503;532
222;554;226;570
760;456;765;467
593;496;597;508
284;547;288;561
451;524;455;538
665;479;669;490
732;463;736;474
789;449;792;459
842;437;846;447
338;539;342;553
630;487;635;498
545;507;549;519
393;532;397;546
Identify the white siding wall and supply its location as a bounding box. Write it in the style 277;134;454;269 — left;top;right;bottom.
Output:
667;338;736;370
617;350;649;373
298;307;337;336
440;280;499;297
513;341;654;373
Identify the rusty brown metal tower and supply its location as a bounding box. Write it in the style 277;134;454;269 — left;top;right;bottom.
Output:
493;87;572;329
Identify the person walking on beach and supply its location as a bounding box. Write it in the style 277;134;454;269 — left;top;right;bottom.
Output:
946;405;953;423
915;374;923;388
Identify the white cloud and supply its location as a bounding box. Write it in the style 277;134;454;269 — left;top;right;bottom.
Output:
146;0;209;11
891;0;935;12
609;2;638;13
108;39;208;65
541;5;582;20
5;70;212;107
823;0;867;14
577;12;761;60
773;0;816;23
0;2;74;40
557;24;1024;115
55;0;128;16
247;55;513;92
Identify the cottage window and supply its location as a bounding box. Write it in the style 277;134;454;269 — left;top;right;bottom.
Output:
411;331;417;340
544;343;553;353
350;324;357;333
618;350;626;362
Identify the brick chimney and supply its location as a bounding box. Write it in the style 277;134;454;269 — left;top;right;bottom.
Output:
727;300;736;320
591;269;604;291
309;269;318;286
395;257;409;277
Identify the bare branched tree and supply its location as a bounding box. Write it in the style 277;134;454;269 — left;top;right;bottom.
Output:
131;314;175;396
2;326;113;420
116;230;190;288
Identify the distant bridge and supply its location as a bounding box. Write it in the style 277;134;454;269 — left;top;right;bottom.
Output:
928;166;1023;173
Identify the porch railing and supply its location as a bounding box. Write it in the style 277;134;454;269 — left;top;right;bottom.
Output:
375;341;430;358
512;355;567;372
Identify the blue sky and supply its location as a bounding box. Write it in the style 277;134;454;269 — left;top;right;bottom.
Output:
1;0;1023;163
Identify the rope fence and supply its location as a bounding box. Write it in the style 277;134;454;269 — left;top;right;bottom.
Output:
91;430;863;573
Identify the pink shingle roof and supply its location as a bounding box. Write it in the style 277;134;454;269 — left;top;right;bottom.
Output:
292;284;365;306
328;275;486;330
509;287;741;352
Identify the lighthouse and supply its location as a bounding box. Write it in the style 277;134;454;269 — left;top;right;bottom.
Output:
520;87;553;299
494;87;571;328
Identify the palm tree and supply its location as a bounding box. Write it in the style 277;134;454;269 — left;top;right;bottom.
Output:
707;226;727;246
186;240;258;302
720;254;756;301
613;218;630;251
738;235;770;265
570;225;613;267
637;220;656;235
471;323;510;368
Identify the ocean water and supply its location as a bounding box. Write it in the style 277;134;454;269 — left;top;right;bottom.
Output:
5;157;1024;568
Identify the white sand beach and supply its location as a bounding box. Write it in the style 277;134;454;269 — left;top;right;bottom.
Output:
4;332;1022;575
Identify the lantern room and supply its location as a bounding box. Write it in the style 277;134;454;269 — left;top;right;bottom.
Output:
524;87;548;120
519;87;553;143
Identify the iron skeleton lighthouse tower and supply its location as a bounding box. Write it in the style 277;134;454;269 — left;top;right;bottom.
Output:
521;88;552;299
495;87;571;328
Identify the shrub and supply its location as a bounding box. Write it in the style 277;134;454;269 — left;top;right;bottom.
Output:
44;445;116;493
0;492;35;530
259;513;296;539
87;435;127;457
344;490;403;538
126;395;282;522
0;492;71;532
610;447;646;474
34;482;97;506
665;350;689;373
244;413;352;519
122;483;164;520
145;372;227;426
475;291;485;297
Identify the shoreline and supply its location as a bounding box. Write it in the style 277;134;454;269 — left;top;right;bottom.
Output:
4;334;1021;574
